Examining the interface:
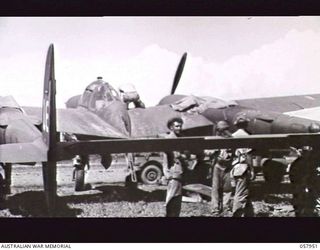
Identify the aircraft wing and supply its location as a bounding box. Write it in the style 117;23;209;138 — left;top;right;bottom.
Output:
0;137;47;163
284;106;320;122
23;106;127;139
236;94;320;113
128;105;214;137
55;133;320;161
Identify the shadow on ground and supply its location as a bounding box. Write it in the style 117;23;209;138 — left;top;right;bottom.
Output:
250;181;293;202
0;183;166;217
61;184;166;205
251;181;295;217
0;191;82;217
0;179;296;217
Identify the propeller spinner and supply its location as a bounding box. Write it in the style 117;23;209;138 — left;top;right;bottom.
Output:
171;52;187;95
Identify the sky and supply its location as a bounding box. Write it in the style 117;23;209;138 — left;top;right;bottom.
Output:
0;17;320;108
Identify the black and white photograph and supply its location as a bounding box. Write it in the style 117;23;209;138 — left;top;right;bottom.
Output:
0;16;320;227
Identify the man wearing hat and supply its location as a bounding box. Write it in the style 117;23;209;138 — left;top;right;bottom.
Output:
162;117;189;217
231;115;255;217
210;120;233;216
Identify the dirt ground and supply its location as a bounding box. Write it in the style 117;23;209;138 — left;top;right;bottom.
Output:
0;160;296;217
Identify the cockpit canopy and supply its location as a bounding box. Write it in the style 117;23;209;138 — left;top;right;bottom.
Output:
79;77;120;111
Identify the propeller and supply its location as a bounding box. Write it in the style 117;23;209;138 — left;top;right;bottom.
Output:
171;52;187;95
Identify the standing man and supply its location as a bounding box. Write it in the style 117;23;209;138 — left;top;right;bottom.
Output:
210;121;233;216
119;83;146;109
290;146;320;217
230;115;255;217
162;117;188;217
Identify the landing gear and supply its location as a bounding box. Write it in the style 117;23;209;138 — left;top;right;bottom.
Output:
74;168;85;191
72;155;89;192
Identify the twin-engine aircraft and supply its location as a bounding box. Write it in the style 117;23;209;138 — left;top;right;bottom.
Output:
1;44;320;215
58;52;320;185
24;48;320;190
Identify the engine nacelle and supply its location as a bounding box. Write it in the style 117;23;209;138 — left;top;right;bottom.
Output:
271;114;320;134
5;119;42;144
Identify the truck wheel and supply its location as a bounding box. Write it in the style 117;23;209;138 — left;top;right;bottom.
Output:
140;162;162;185
262;160;286;184
75;169;85;191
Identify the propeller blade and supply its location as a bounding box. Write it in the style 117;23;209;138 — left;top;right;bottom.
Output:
171;52;187;95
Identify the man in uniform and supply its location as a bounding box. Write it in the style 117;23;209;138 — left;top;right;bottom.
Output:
230;115;255;217
210;121;233;216
290;145;320;217
162;117;189;217
119;83;145;109
289;123;320;216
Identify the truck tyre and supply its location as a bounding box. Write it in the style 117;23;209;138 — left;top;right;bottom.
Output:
75;169;85;191
140;161;163;185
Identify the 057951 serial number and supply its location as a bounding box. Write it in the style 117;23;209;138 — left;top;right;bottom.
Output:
300;244;318;248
